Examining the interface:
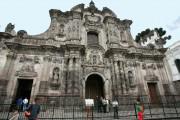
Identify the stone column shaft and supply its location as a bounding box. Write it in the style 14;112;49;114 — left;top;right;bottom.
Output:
68;58;73;94
1;53;16;80
64;58;69;94
74;58;80;95
114;61;120;95
110;59;116;97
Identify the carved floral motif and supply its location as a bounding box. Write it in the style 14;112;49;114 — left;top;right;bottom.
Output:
67;20;80;40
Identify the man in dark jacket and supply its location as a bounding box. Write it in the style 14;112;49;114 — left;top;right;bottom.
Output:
27;97;40;120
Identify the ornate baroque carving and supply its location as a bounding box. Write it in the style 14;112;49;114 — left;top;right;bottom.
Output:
67;20;80;40
19;55;40;64
84;15;103;29
16;63;37;77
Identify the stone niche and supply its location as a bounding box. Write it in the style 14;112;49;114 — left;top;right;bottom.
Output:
49;67;61;90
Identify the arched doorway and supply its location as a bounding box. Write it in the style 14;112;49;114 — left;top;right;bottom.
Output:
85;74;104;99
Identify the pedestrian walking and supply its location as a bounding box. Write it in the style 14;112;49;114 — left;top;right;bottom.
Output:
26;97;41;120
135;97;144;120
16;97;23;111
23;97;28;111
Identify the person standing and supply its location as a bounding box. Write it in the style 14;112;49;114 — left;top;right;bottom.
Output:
102;97;107;113
96;96;101;112
112;99;119;119
26;97;41;120
23;97;28;111
16;97;23;111
135;97;144;120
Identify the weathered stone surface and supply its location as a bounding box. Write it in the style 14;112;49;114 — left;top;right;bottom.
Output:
0;2;174;103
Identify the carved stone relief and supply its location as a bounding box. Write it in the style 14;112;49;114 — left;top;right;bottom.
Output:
16;63;37;77
108;24;120;44
43;56;63;64
143;63;159;81
66;20;80;40
56;24;65;37
84;15;102;29
19;55;40;64
86;49;103;65
16;55;39;77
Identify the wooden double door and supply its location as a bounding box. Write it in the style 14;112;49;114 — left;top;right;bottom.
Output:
85;74;104;99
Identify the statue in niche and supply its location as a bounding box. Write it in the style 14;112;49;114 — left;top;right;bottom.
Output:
50;67;60;90
52;67;60;83
128;71;134;87
92;55;97;65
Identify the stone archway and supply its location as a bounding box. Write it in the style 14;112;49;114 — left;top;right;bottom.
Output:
85;74;104;99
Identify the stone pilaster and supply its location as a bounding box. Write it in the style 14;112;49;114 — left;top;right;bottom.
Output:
1;52;17;80
110;58;116;98
39;56;51;94
121;61;128;94
64;57;69;94
74;58;80;95
135;62;145;95
42;56;51;81
114;60;120;95
68;58;73;94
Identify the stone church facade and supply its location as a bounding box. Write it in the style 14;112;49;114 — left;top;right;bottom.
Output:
0;2;173;103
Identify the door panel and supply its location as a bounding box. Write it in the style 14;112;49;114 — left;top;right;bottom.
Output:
85;74;104;99
148;83;160;104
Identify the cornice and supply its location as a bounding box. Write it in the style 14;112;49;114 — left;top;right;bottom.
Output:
0;32;14;39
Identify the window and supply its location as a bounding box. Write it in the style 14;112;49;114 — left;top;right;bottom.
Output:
175;59;180;73
87;31;98;45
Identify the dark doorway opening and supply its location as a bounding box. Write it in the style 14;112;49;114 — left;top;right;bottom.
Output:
148;83;160;104
87;31;99;45
85;74;104;99
14;79;33;102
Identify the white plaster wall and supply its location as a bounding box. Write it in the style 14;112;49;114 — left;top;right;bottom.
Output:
166;40;180;81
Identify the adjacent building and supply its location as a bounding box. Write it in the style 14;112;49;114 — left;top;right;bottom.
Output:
165;40;180;94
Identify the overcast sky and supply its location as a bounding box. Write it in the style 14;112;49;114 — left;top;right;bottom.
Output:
0;0;180;47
